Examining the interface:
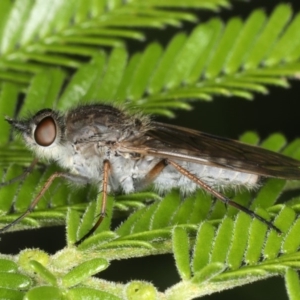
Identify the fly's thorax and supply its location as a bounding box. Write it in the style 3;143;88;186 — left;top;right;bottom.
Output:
69;142;107;180
64;104;150;145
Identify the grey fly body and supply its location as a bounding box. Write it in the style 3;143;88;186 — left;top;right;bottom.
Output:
2;104;300;244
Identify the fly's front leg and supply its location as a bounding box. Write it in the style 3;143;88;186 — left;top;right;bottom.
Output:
0;172;90;234
75;159;111;245
0;158;39;188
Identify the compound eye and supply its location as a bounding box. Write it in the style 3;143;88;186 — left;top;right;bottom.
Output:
34;116;56;146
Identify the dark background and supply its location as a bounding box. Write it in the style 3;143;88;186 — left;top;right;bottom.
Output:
1;1;300;299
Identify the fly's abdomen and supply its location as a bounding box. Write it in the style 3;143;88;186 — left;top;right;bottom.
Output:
196;165;259;188
154;162;259;194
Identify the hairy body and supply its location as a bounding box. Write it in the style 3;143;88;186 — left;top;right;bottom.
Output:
4;103;300;240
19;105;263;195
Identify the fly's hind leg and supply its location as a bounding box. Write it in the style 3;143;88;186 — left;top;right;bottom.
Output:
167;159;282;234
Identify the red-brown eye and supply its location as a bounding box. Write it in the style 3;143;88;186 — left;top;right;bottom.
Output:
34;116;56;146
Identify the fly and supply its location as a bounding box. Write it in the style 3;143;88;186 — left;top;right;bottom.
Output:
2;104;300;244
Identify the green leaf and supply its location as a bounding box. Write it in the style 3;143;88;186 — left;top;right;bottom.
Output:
0;288;24;300
282;218;300;254
128;43;162;101
0;273;31;289
172;227;191;280
251;178;286;210
285;268;300;300
57;52;106;110
263;207;296;259
24;286;62;300
0;82;19;144
0;258;18;272
210;217;234;263
226;213;252;269
62;258;109;287
244;209;269;265
29;261;57;286
244;4;292;70
192;222;216;272
192;263;226;284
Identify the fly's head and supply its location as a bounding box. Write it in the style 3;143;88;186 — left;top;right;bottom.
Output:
5;109;67;160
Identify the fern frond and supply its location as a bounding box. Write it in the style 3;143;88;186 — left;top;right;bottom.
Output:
1;199;299;298
0;0;229;87
0;3;299;112
0;2;300;299
0;5;300;119
8;5;299;118
136;4;300;115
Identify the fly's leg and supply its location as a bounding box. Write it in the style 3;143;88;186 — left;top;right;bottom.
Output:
167;159;282;234
0;172;90;234
0;158;39;187
75;159;111;245
75;159;168;245
136;159;168;189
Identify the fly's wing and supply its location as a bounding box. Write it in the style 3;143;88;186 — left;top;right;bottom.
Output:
123;122;300;180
